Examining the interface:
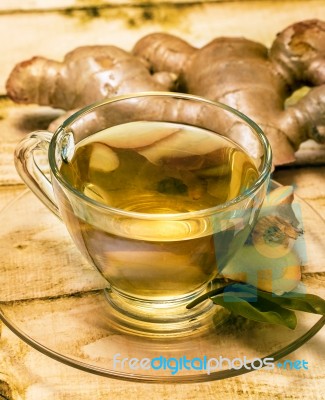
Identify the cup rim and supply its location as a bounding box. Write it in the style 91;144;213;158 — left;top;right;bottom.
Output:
49;91;272;219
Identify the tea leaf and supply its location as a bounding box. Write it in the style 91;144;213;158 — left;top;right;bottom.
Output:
211;293;297;329
257;291;325;315
187;282;325;329
231;284;325;315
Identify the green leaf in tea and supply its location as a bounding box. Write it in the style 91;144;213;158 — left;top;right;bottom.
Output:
187;282;325;329
233;284;325;315
211;292;297;329
256;290;325;315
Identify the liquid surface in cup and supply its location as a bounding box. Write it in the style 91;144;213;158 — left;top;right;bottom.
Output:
58;121;259;299
60;121;258;213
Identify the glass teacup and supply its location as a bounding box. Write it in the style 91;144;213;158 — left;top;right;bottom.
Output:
15;92;272;335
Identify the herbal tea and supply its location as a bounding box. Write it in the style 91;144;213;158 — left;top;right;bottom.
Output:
58;121;259;299
61;121;258;212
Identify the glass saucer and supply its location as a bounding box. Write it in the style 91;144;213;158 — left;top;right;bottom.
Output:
0;181;324;382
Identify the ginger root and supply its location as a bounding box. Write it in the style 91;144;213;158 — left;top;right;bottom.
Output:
6;20;325;165
134;20;325;165
6;45;177;110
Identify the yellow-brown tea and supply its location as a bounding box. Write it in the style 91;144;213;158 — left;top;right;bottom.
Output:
58;121;258;299
61;121;258;212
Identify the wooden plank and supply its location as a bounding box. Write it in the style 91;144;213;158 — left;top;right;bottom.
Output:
274;166;325;212
0;188;107;302
0;0;309;12
0;185;24;211
1;1;325;94
0;99;62;185
0;0;221;13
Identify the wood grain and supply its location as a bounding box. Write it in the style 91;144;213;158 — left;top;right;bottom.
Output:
0;0;229;12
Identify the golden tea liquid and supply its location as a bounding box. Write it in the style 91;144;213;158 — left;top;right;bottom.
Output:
58;121;258;300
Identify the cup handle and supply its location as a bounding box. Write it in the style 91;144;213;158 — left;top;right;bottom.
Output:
14;131;61;218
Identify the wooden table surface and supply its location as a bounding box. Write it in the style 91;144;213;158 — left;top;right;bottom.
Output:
0;1;324;399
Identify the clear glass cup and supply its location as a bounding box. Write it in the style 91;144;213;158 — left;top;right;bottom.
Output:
14;92;272;335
